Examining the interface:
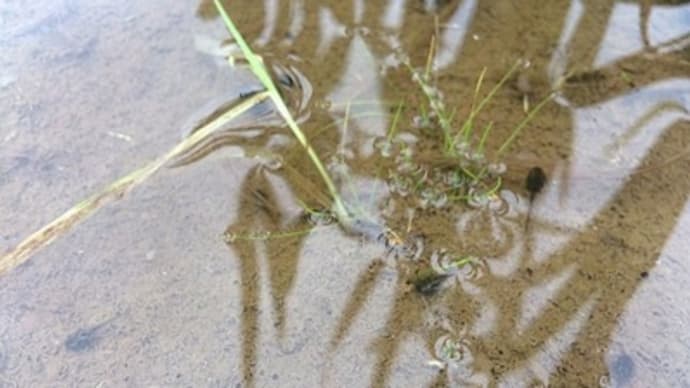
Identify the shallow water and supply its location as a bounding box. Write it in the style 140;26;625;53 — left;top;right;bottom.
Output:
2;0;690;387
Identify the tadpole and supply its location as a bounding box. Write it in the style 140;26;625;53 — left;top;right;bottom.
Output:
524;166;546;231
411;268;453;296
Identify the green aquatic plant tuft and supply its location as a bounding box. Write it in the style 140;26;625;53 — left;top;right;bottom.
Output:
379;57;554;210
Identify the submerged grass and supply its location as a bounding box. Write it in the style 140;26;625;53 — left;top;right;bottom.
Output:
212;0;348;221
453;60;521;151
0;91;271;275
379;55;554;212
1;6;553;275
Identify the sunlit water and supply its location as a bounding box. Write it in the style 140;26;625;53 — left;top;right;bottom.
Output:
2;1;690;387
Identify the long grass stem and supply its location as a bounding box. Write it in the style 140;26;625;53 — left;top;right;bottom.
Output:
453;61;521;150
387;101;404;142
496;93;553;157
0;91;271;275
213;0;348;220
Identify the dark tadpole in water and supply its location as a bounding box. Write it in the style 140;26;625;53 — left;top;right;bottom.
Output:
524;166;546;231
411;269;453;296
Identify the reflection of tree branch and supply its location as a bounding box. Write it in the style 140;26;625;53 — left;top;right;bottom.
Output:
550;128;690;385
640;0;690;55
563;59;689;107
329;259;385;349
641;0;652;49
223;164;323;386
227;167;265;388
486;119;690;385
369;277;425;388
265;228;306;337
566;0;616;67
604;100;689;158
562;3;690;107
194;0;690;386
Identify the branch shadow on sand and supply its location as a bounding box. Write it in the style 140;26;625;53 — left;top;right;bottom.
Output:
188;0;690;386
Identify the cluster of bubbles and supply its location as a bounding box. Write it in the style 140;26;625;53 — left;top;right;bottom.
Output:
410;71;447;119
434;333;472;364
374;136;507;211
307;209;337;226
428;331;489;385
429;249;486;282
375;138;446;209
382;232;425;261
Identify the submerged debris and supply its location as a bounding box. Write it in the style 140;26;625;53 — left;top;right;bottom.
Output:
412;269;453;296
410;251;483;296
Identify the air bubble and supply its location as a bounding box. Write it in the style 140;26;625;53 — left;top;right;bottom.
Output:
598;375;613;388
454;141;470;154
308;210;335;226
263;155;284;171
408;234;426;261
444;171;466;189
430;249;454;274
433;334;470;363
470;152;485;163
487;162;507;176
432;191;448;208
419;187;438;209
327;157;350;177
397;160;417;174
467;188;490;208
413;115;432;128
389;174;412;197
399;145;414;159
374;137;396;157
457;257;487;281
488;193;508;215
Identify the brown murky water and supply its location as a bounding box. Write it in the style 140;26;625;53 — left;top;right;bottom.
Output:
2;1;690;387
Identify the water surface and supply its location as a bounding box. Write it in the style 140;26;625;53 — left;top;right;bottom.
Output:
2;1;690;386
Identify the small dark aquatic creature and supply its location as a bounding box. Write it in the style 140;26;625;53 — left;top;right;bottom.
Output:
524;166;546;231
526;166;546;198
64;319;113;353
412;269;453;296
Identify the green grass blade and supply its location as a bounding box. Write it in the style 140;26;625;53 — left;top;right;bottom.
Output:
476;121;494;154
453;61;521;148
1;91;271;275
386;101;404;142
496;93;553;157
213;0;348;219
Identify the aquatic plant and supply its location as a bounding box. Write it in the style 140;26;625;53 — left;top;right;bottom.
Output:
378;53;553;212
212;0;349;221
